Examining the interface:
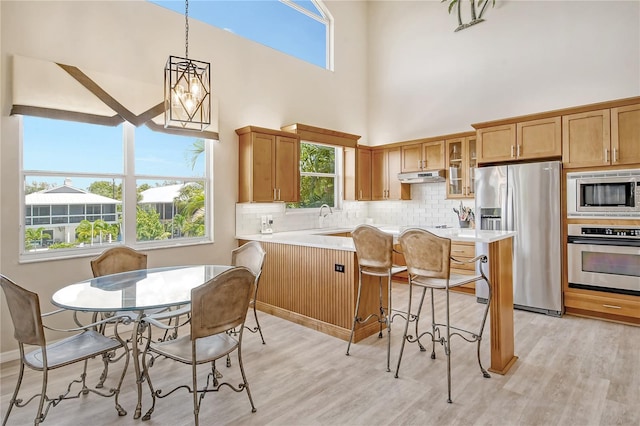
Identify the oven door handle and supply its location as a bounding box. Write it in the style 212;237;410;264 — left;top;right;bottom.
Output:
567;237;640;247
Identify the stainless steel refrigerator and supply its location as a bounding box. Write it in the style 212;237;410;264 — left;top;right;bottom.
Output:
475;161;563;316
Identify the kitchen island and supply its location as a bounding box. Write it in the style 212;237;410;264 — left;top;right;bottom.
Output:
237;226;517;375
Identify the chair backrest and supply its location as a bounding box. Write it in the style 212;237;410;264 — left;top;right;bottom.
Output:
91;246;147;278
231;241;266;282
190;267;255;340
351;224;394;272
398;228;451;280
0;275;46;346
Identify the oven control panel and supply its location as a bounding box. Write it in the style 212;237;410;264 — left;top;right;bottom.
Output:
569;225;640;239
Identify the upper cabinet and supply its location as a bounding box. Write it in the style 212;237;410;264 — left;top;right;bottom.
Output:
446;134;476;199
356;147;372;201
611;104;640;166
236;126;300;203
476;117;561;164
372;147;409;200
562;104;640;168
400;140;445;172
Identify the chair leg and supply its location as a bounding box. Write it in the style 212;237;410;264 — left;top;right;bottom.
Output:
378;276;384;338
192;361;200;426
413;286;427;352
394;280;414;378
346;270;364;356
35;367;48;425
96;353;110;389
252;300;266;345
2;359;25;426
429;288;437;359
237;345;257;413
476;278;492;379
445;288;452;404
386;274;392;372
113;339;129;417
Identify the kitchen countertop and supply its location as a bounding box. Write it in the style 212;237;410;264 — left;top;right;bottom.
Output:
237;226;516;251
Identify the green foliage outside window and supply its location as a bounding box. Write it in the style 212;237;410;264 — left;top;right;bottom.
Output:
289;143;336;208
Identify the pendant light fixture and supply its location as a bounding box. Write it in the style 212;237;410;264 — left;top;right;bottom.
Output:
164;0;210;130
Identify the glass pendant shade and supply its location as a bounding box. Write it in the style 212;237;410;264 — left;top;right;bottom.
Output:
164;55;210;131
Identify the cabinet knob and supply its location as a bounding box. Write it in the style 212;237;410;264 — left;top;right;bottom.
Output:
604;148;609;163
516;144;521;157
510;145;515;158
612;148;618;163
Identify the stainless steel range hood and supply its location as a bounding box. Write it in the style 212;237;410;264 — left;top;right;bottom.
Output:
397;170;446;183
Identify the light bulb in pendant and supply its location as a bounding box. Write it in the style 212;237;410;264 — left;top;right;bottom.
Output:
183;92;195;114
172;84;185;107
189;76;201;98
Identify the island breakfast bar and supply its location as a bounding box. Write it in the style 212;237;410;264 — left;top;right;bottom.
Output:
238;227;517;375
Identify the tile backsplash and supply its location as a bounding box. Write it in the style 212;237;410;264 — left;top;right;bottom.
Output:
235;182;475;235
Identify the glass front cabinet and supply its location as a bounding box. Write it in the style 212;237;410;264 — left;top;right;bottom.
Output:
446;134;476;199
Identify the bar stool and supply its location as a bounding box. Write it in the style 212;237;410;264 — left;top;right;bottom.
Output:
394;228;492;403
346;224;407;372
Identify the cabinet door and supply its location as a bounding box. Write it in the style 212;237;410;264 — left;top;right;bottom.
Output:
371;149;387;200
611;104;640;166
422;140;445;171
401;144;422;172
466;137;477;198
387;148;403;200
357;148;372;200
274;135;299;202
517;116;561;160
477;124;516;163
562;109;611;168
251;133;276;202
446;138;464;198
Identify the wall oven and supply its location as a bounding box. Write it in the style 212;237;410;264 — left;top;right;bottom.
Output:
567;169;640;218
567;224;640;296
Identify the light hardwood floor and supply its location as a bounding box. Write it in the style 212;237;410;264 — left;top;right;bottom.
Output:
2;282;639;426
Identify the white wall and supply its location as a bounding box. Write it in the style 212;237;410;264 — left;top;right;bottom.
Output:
367;0;640;145
0;0;368;355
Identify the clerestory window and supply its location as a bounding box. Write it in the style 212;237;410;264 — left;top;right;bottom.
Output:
150;0;333;70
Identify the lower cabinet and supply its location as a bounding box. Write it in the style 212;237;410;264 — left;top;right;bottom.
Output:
564;291;640;325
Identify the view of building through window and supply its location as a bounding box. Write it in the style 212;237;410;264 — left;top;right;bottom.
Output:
150;0;331;69
21;116;211;257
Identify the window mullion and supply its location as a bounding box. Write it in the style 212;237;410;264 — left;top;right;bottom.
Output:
123;123;137;246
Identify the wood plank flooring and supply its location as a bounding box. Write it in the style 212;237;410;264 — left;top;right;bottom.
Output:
2;282;639;425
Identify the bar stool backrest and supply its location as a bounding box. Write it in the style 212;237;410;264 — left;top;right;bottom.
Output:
0;275;45;346
399;228;451;280
351;225;393;274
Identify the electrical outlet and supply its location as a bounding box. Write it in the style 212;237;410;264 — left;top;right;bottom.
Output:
334;264;345;273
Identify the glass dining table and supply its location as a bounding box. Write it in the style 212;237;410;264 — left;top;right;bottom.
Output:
51;264;232;419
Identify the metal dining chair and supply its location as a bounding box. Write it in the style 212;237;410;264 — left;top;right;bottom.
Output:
231;241;267;344
346;224;407;372
394;228;492;403
139;267;257;425
0;274;130;425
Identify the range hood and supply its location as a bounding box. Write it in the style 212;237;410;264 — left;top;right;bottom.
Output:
397;170;446;183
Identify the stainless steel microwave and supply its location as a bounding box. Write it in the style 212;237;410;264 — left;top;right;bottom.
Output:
567;169;640;218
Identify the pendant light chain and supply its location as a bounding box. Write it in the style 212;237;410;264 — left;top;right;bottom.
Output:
184;0;189;59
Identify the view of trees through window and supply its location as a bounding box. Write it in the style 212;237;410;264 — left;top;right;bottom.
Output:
288;142;337;208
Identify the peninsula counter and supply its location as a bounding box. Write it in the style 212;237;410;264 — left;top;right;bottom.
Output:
237;227;517;374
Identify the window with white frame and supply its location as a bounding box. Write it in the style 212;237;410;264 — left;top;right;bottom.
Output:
150;0;333;70
287;141;340;209
21;116;212;258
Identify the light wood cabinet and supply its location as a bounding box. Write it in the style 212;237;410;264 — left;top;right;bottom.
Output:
450;241;477;295
563;105;640;168
372;147;409;200
564;291;640;324
446;134;476;199
356;147;372;201
477;117;561;164
400;140;445;172
562;109;611;168
236;126;300;203
611;103;640;166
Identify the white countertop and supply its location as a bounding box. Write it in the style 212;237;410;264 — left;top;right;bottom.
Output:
237;226;516;251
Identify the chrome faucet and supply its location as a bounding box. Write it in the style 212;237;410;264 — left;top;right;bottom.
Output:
319;204;333;217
